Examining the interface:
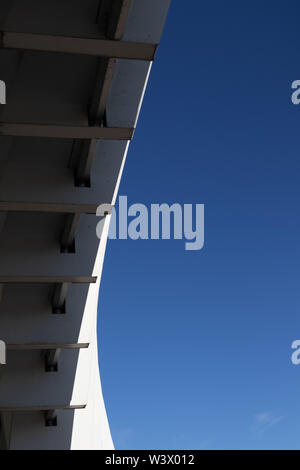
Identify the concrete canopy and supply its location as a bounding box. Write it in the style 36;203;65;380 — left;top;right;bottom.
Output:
0;0;170;450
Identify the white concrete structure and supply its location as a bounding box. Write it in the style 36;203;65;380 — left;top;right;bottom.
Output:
0;0;171;449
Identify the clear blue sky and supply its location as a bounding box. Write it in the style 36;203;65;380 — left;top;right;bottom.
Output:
98;0;300;450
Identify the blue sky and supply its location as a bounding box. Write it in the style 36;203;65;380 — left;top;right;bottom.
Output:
98;0;300;450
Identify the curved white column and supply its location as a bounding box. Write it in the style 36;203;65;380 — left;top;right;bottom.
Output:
0;0;171;449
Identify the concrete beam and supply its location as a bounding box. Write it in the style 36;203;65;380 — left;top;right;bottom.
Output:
0;32;157;60
0;123;134;140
